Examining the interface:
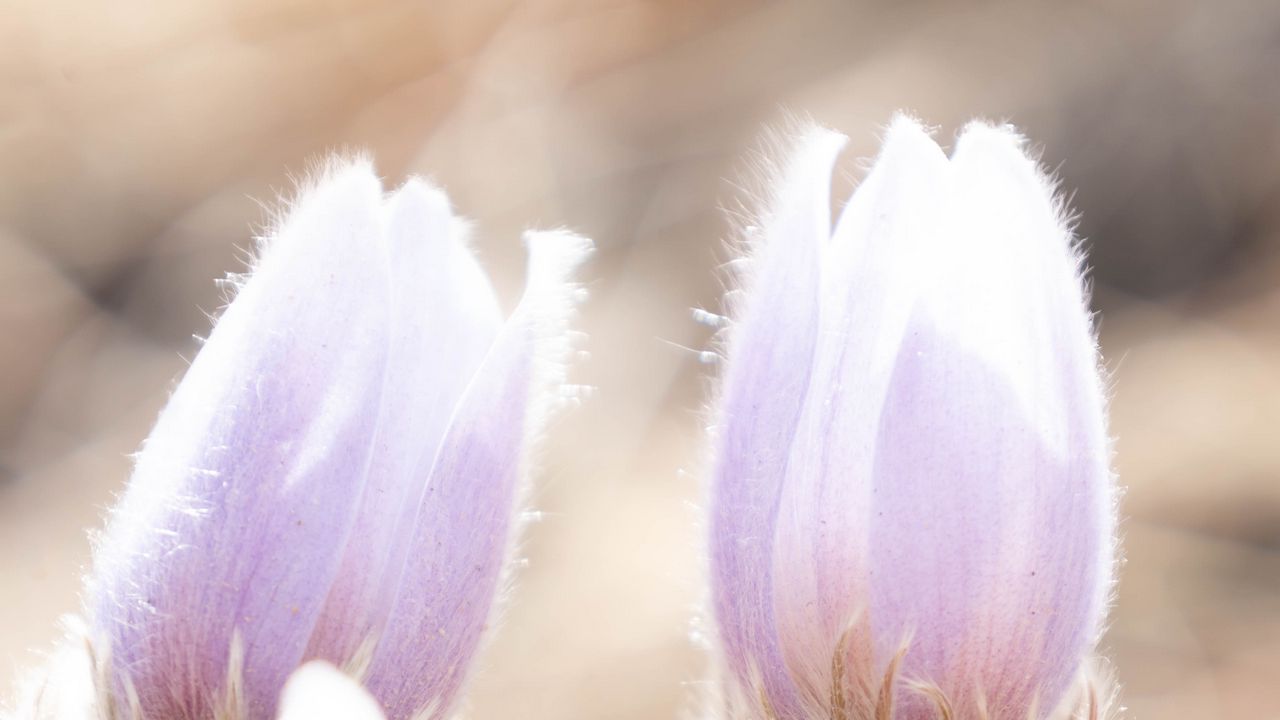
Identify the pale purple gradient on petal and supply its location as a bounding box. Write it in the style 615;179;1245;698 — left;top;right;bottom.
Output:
708;128;845;718
365;231;591;720
771;118;948;696
306;179;502;668
87;161;392;720
867;123;1111;719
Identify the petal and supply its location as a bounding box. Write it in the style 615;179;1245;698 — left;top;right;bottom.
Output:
867;124;1112;718
770;116;949;708
707;127;846;718
87;160;392;719
306;179;502;669
277;662;386;720
363;231;591;719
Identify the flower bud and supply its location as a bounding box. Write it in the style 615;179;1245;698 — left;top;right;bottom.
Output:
85;159;590;720
708;117;1115;720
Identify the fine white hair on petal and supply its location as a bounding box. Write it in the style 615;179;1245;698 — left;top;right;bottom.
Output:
232;154;380;297
481;228;594;670
277;662;386;720
519;229;596;441
715;123;847;334
493;228;594;653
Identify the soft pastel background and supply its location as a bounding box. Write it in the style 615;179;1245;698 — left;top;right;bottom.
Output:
2;1;1277;717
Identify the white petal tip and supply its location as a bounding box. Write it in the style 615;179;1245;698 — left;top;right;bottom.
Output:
884;111;928;135
953;121;1038;172
959;119;1027;145
305;156;381;202
382;176;457;257
791;124;848;163
950;120;1061;226
523;229;594;291
804;122;848;144
268;156;382;250
878;114;947;167
278;662;386;720
388;176;453;218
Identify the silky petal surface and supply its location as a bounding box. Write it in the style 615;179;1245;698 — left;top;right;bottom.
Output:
277;662;386;720
708;128;846;717
88;162;392;720
306;180;502;668
364;231;591;720
771;118;949;706
867;124;1111;719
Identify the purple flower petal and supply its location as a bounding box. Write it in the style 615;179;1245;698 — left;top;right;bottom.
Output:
708;127;846;719
867;123;1112;719
87;160;393;719
771;116;950;707
305;179;502;669
364;230;592;719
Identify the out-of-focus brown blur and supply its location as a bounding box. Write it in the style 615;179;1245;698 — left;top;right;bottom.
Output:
2;1;1278;717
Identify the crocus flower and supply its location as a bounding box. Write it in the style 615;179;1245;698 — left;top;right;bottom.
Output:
84;159;590;720
707;116;1115;720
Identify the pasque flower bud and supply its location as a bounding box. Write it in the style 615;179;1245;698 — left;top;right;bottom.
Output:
85;159;589;720
707;117;1115;720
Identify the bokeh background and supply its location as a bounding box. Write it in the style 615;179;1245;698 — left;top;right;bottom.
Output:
2;1;1278;717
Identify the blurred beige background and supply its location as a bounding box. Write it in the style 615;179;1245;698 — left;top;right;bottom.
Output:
2;1;1279;717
